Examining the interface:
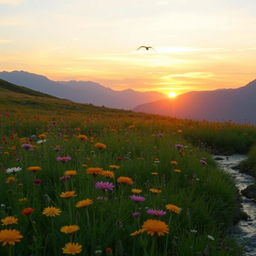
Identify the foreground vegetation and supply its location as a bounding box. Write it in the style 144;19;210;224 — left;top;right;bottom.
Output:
1;80;256;255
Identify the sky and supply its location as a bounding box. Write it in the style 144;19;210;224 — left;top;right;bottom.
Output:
0;0;256;95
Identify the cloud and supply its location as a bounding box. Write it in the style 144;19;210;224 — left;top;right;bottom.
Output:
0;0;24;5
0;39;13;44
161;72;215;80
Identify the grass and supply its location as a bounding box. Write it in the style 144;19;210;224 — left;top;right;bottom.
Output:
1;79;255;255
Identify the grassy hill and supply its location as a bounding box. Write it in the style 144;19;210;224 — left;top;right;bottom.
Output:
0;79;256;255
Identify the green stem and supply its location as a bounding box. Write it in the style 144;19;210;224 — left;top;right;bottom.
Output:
164;215;172;256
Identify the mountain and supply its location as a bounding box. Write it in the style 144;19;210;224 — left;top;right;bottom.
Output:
0;71;165;109
134;79;256;124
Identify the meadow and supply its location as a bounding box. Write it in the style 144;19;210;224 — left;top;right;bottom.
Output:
1;85;256;255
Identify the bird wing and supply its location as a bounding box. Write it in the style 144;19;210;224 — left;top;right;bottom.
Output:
137;46;147;50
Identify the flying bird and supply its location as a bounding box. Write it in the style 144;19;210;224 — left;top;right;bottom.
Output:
137;46;154;51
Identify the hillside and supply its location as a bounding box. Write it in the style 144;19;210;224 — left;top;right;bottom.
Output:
0;71;165;109
134;79;256;124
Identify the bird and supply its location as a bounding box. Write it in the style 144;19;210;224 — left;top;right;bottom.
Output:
137;46;154;51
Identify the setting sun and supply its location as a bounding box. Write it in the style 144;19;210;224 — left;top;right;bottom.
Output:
168;92;177;99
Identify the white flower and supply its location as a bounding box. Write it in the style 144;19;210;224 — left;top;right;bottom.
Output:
6;167;22;174
207;235;215;241
190;229;198;233
36;139;46;144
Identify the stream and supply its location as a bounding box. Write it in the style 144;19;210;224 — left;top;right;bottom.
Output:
215;155;256;256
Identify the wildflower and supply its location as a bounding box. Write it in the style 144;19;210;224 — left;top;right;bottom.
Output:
21;143;32;150
21;207;34;215
6;176;16;184
151;172;158;176
207;235;215;241
132;212;141;217
18;197;27;202
33;178;43;184
60;225;80;234
130;229;144;236
166;204;182;214
60;175;71;181
27;166;42;172
56;156;72;163
170;160;177;165
36;139;46;144
106;248;113;254
77;134;88;141
64;170;77;176
54;145;62;152
129;195;145;202
96;181;115;191
1;216;18;226
101;170;115;179
131;189;142;194
86;167;103;176
38;133;47;139
174;169;182;173
95;142;107;149
146;209;166;216
141;219;169;236
62;242;82;255
149;188;162;194
0;229;23;246
200;159;207;165
60;191;77;198
175;144;184;150
117;176;133;185
76;199;93;208
190;229;198;233
109;165;120;170
5;167;22;174
42;207;61;217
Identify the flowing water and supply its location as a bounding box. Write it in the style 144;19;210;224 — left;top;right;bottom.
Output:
215;155;256;256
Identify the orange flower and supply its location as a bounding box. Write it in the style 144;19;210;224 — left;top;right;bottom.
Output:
64;170;77;176
117;176;133;185
95;142;107;149
76;199;93;208
131;189;142;194
86;167;103;176
38;133;47;139
76;134;88;141
6;176;16;184
1;216;18;226
60;225;80;234
62;242;82;255
170;161;178;165
60;191;77;198
142;219;169;236
149;188;162;194
27;166;42;172
174;169;182;173
0;229;23;246
109;165;120;170
101;170;115;179
166;204;182;214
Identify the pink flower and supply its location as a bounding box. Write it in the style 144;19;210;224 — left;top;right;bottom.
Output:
22;143;32;150
146;208;166;216
56;156;71;163
132;212;141;217
59;175;71;181
200;159;207;165
175;144;184;150
95;181;115;191
129;195;145;202
33;178;43;184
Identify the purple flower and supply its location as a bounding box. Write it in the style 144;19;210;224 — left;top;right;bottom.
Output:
56;156;71;163
95;181;115;191
175;144;184;150
129;195;145;202
22;143;32;150
146;208;166;216
59;175;71;181
132;212;141;217
200;159;207;165
33;178;43;184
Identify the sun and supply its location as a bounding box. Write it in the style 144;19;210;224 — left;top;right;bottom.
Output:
168;92;177;99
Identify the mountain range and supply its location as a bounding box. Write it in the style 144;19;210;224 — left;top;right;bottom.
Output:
134;79;256;124
0;71;165;110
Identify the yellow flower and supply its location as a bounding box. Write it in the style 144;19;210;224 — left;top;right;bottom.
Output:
60;225;80;234
76;199;93;208
131;189;142;194
170;161;178;165
109;165;120;170
166;204;182;214
129;229;144;236
60;191;77;198
42;207;62;217
101;170;115;179
149;188;162;194
117;176;133;185
1;216;18;226
86;167;103;176
95;142;107;149
6;176;16;184
27;166;42;172
18;197;28;202
151;172;158;176
174;169;182;173
142;219;169;236
64;170;77;176
0;229;23;246
62;242;82;255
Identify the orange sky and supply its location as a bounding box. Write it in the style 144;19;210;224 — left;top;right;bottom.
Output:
0;0;255;96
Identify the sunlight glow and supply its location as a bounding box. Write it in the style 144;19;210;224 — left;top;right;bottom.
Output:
168;92;177;99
